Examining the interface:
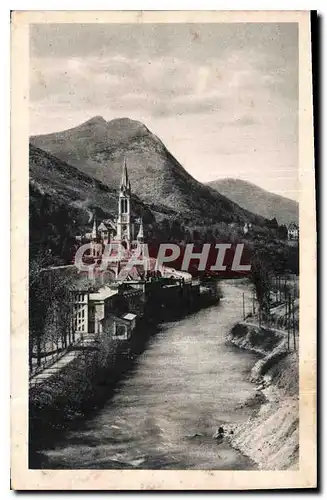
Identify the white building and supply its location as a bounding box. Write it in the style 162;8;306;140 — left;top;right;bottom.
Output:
243;222;252;235
288;222;299;241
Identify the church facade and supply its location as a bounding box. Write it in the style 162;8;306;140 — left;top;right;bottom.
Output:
78;158;144;258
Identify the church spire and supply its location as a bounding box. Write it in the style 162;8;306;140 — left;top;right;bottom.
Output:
117;157;132;249
120;157;130;192
137;218;144;241
91;215;97;240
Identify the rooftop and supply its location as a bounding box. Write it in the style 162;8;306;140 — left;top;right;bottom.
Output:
123;313;137;321
89;285;119;301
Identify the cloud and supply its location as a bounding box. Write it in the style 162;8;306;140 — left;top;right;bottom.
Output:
30;45;286;122
29;23;299;200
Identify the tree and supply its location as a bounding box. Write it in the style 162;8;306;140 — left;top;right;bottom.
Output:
267;217;278;231
250;252;271;315
29;254;74;371
278;224;288;240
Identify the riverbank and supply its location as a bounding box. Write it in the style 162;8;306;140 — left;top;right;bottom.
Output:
30;282;260;470
29;316;162;466
226;321;299;470
29;287;221;468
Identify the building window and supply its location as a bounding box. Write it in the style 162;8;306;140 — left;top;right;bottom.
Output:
113;323;128;339
121;198;128;214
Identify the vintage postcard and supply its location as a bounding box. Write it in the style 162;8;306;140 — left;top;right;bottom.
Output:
11;10;316;490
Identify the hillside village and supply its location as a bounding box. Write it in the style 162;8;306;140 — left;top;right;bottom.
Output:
29;118;300;472
29;117;299;379
29;115;300;381
29;157;220;384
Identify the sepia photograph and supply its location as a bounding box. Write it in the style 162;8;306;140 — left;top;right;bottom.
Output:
11;10;316;490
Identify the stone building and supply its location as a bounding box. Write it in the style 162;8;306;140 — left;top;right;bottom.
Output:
72;281;145;337
101;312;138;341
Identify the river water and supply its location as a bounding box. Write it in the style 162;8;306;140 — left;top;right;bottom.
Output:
40;281;258;470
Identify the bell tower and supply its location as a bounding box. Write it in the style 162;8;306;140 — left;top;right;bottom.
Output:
136;218;144;247
116;157;132;249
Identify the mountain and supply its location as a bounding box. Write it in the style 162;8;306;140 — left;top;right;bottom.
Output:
207;178;298;227
30;117;262;225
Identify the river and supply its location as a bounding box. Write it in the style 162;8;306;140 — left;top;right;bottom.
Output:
39;281;259;470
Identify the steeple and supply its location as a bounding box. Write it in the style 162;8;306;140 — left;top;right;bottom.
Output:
120;157;131;194
91;215;97;240
137;218;144;242
116;157;132;249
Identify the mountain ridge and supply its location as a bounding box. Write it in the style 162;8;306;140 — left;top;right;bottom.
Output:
30;116;264;225
207;178;298;226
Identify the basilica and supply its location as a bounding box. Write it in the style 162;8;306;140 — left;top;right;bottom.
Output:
77;158;144;259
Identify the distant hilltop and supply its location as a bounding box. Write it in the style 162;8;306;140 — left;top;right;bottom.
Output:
207;178;299;227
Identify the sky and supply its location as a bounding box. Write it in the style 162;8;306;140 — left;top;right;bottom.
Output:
30;23;299;200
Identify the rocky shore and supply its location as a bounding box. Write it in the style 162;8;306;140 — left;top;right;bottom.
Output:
226;322;299;470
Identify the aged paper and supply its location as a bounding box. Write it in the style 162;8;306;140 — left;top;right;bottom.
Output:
11;10;316;490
